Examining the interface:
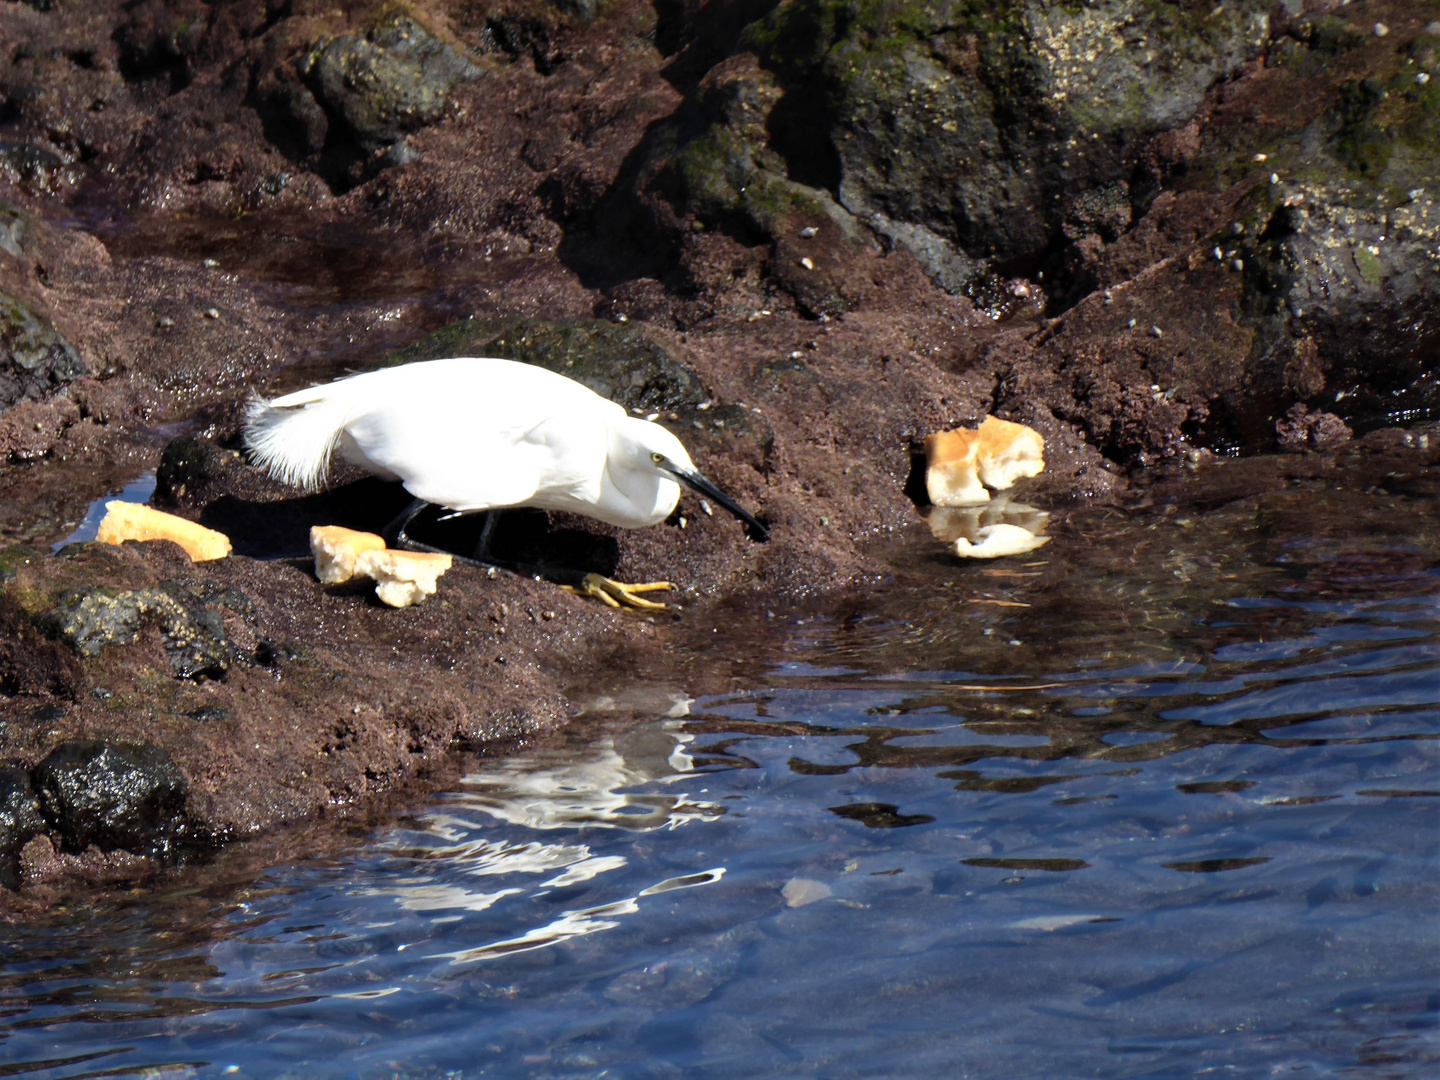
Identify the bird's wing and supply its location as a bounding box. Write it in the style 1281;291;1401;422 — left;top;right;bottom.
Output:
339;359;619;513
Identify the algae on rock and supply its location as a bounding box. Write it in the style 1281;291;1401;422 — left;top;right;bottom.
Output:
382;316;711;414
35;579;244;681
0;294;86;414
300;7;482;165
739;0;1272;268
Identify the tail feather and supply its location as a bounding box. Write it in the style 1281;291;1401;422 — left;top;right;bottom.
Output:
243;387;352;491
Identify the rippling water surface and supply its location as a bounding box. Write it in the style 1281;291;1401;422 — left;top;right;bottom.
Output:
2;503;1437;1079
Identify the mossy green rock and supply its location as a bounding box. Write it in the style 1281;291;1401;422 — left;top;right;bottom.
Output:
382;316;711;413
665;61;851;241
35;581;241;681
0;202;27;259
0;545;42;586
1207;47;1440;427
302;7;482;154
742;0;1271;262
0;294;86;413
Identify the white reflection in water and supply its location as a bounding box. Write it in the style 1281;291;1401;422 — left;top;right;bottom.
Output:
357;880;521;914
1009;914;1111;932
448;724;721;832
432;869;726;965
363;725;726;958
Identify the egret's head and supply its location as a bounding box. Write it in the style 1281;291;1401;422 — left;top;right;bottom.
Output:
624;417;769;540
627;420;698;478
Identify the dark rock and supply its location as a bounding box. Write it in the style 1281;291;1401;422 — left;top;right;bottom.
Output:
660;57;854;244
605;53;867;312
31;740;188;856
1276;403;1353;452
0;294;87;414
300;7;481;186
35;586;153;657
625;0;1273;313
0;142;67;194
0;767;45;888
156;434;228;503
0;594;83;698
1197;46;1440;434
552;0;597;21
0;544;41;585
737;0;1270;275
114;0;211;93
34;583;238;680
383;316;711;414
0;202;28;260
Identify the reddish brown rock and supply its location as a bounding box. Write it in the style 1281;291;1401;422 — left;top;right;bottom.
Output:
0;0;1436;900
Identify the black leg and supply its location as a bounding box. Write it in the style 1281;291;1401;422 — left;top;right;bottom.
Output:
383;498;429;548
382;502;588;586
472;510;500;563
387;502;513;574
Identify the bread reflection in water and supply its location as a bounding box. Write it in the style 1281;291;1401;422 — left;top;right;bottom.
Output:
926;492;1050;545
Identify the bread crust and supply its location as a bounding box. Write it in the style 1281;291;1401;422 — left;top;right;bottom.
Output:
96;502;232;561
924;417;1045;507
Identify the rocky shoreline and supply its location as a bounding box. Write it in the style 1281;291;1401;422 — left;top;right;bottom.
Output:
1;0;1437;903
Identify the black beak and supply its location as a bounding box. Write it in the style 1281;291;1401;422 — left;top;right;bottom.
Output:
669;467;769;540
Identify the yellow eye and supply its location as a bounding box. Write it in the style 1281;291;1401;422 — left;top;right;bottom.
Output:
651;452;664;463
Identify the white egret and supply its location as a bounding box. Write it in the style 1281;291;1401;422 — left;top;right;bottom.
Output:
243;357;767;608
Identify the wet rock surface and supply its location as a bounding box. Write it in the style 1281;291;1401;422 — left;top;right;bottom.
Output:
0;767;45;888
32;739;189;856
0;292;86;412
0;0;1435;901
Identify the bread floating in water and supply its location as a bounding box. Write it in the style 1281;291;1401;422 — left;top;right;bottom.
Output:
952;523;1051;559
924;417;1045;507
354;549;453;608
310;525;386;584
96;502;232;561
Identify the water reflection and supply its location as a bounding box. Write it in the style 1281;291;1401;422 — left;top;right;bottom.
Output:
50;471;155;551
0;498;1436;1078
440;725;719;832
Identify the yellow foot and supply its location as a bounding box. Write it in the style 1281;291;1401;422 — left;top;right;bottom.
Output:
563;573;674;610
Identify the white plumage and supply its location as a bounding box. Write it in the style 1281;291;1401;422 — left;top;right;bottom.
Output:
243;357;766;535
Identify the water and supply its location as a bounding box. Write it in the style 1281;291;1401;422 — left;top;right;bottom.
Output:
2;503;1438;1078
50;471;156;552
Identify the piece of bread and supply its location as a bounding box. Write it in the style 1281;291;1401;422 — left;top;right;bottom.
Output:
354;548;452;608
96;502;232;561
924;417;1045;507
952;523;1051;559
924;428;989;506
310;525;386;584
974;416;1045;491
